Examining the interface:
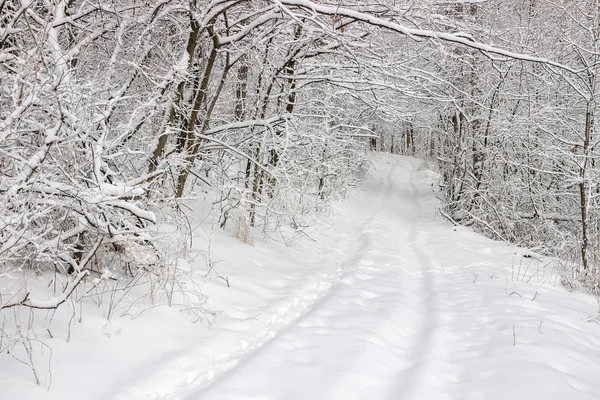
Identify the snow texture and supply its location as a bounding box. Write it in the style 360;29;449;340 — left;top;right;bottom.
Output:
3;154;600;399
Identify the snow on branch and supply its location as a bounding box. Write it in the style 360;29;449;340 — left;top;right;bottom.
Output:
203;116;284;135
277;0;578;74
330;124;379;138
219;8;281;45
105;201;157;223
1;270;89;310
196;134;275;177
6;121;61;197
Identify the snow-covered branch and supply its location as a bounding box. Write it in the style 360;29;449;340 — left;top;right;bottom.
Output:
277;0;578;73
1;270;89;310
203;116;284;135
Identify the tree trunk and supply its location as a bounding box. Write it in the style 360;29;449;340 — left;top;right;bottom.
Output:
579;105;592;270
148;4;201;175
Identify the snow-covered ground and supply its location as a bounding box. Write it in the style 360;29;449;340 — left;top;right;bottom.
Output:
3;153;600;400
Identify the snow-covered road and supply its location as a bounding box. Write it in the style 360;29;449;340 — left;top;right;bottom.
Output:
190;155;444;399
5;154;600;400
171;155;600;400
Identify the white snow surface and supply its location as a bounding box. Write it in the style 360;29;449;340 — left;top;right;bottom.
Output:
3;154;600;399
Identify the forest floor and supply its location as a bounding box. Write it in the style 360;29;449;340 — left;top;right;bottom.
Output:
4;153;600;400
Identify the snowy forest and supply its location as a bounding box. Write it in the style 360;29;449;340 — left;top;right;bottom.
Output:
4;0;600;396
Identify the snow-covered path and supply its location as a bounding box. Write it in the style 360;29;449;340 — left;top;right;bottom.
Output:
190;155;444;400
169;154;600;400
5;154;600;400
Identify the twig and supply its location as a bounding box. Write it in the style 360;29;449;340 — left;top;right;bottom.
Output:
216;275;230;287
582;313;600;323
241;313;264;323
1;270;89;310
439;209;459;226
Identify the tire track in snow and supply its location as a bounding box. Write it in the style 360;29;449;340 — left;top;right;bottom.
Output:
390;158;437;400
184;159;409;400
111;262;345;400
174;271;344;399
170;169;388;399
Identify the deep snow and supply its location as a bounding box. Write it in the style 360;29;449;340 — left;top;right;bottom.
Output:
3;154;600;399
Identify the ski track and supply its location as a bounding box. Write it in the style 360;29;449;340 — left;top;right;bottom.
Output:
111;153;600;400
